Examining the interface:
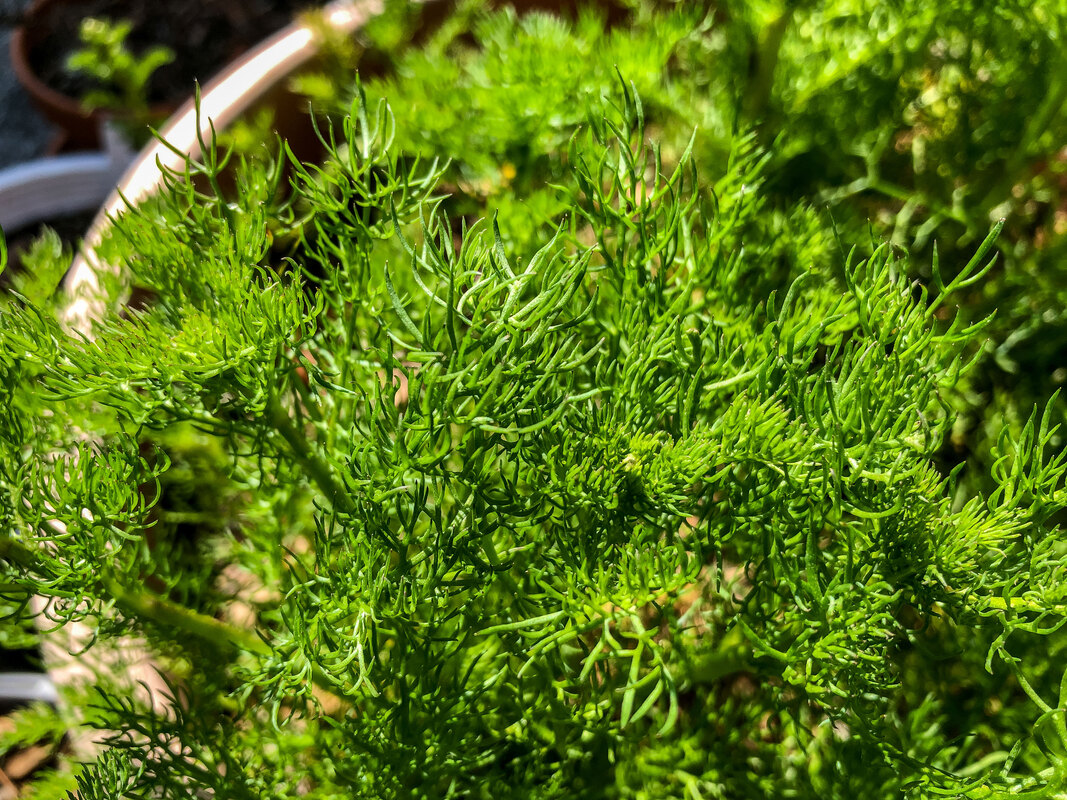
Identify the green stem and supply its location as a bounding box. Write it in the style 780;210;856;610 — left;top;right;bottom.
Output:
744;6;794;121
267;394;355;514
704;368;759;394
2;532;267;656
3;532;345;700
0;533;36;571
982;596;1067;616
865;178;971;230
688;628;757;684
103;577;271;656
110;576;343;703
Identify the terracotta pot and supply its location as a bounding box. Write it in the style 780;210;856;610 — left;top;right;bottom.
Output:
10;0;174;153
11;0;98;151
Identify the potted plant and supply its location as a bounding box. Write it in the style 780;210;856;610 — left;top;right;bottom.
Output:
9;0;330;151
4;1;1067;797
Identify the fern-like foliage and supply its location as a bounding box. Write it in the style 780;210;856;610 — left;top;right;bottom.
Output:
1;4;1067;799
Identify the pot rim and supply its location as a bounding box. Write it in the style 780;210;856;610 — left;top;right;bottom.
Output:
0;672;59;707
64;0;389;327
0;149;130;233
63;0;603;325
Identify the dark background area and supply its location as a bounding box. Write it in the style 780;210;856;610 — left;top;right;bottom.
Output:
0;0;52;168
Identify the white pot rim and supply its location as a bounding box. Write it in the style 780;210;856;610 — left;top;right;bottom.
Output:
64;0;388;327
0;671;59;706
0;151;128;235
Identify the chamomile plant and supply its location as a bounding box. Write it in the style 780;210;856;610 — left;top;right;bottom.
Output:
1;2;1067;799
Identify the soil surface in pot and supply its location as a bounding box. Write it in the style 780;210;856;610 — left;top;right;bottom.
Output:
26;0;322;105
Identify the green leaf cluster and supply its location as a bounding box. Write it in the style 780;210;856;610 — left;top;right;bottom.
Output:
67;16;174;146
3;2;1067;798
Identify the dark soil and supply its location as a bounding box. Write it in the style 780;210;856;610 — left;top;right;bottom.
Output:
26;0;320;105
